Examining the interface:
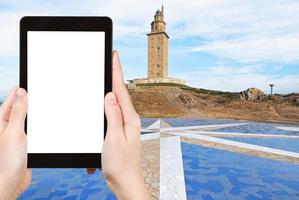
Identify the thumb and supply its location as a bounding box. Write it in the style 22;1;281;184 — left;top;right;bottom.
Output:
7;88;28;134
104;92;125;141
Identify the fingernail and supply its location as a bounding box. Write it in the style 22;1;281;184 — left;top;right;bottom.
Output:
113;50;118;57
15;88;26;102
113;51;119;61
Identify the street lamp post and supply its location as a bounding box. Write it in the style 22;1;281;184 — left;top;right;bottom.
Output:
269;84;274;96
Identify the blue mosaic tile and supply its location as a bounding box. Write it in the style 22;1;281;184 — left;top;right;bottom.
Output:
181;142;299;200
105;193;117;200
214;122;299;135
63;196;78;200
163;118;240;127
18;169;115;200
219;137;299;153
141;117;242;128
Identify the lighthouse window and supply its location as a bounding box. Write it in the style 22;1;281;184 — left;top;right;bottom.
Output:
157;47;160;50
157;64;159;68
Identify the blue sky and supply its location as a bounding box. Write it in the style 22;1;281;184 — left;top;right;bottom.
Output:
0;0;299;100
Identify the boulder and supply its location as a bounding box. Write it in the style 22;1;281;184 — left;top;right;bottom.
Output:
240;88;266;100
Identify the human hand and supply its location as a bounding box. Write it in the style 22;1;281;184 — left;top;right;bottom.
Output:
87;51;151;200
0;88;31;200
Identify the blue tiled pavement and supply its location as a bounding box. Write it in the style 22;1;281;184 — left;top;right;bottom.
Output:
182;143;299;200
214;122;299;135
219;137;299;153
18;169;116;200
141;118;242;128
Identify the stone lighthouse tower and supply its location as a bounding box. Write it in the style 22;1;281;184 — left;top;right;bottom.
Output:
147;5;169;79
131;6;185;86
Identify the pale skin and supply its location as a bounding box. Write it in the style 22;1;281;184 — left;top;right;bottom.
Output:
0;51;151;200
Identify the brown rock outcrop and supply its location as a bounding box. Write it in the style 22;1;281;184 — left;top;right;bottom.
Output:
240;88;267;100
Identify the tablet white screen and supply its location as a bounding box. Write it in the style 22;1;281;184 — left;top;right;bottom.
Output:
27;31;105;153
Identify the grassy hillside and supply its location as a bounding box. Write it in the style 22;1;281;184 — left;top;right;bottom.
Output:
130;84;299;124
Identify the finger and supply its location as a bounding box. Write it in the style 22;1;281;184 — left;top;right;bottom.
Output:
86;168;97;174
0;86;18;132
104;92;125;141
6;88;28;135
112;51;125;91
112;51;140;127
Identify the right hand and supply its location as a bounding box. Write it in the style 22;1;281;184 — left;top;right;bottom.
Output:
87;51;151;200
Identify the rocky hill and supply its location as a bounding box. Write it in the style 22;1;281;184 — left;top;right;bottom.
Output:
129;83;299;124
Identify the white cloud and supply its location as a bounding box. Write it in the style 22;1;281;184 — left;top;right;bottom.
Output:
187;34;299;64
170;0;299;63
0;60;18;100
0;13;19;58
178;65;299;94
1;0;299;63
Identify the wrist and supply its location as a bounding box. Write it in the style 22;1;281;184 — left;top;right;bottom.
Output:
106;169;151;200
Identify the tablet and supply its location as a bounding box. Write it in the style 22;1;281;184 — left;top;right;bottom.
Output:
20;17;112;168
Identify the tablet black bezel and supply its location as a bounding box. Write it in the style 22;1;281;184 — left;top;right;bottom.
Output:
20;16;112;168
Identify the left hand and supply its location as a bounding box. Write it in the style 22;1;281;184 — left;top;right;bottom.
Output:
0;87;31;200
